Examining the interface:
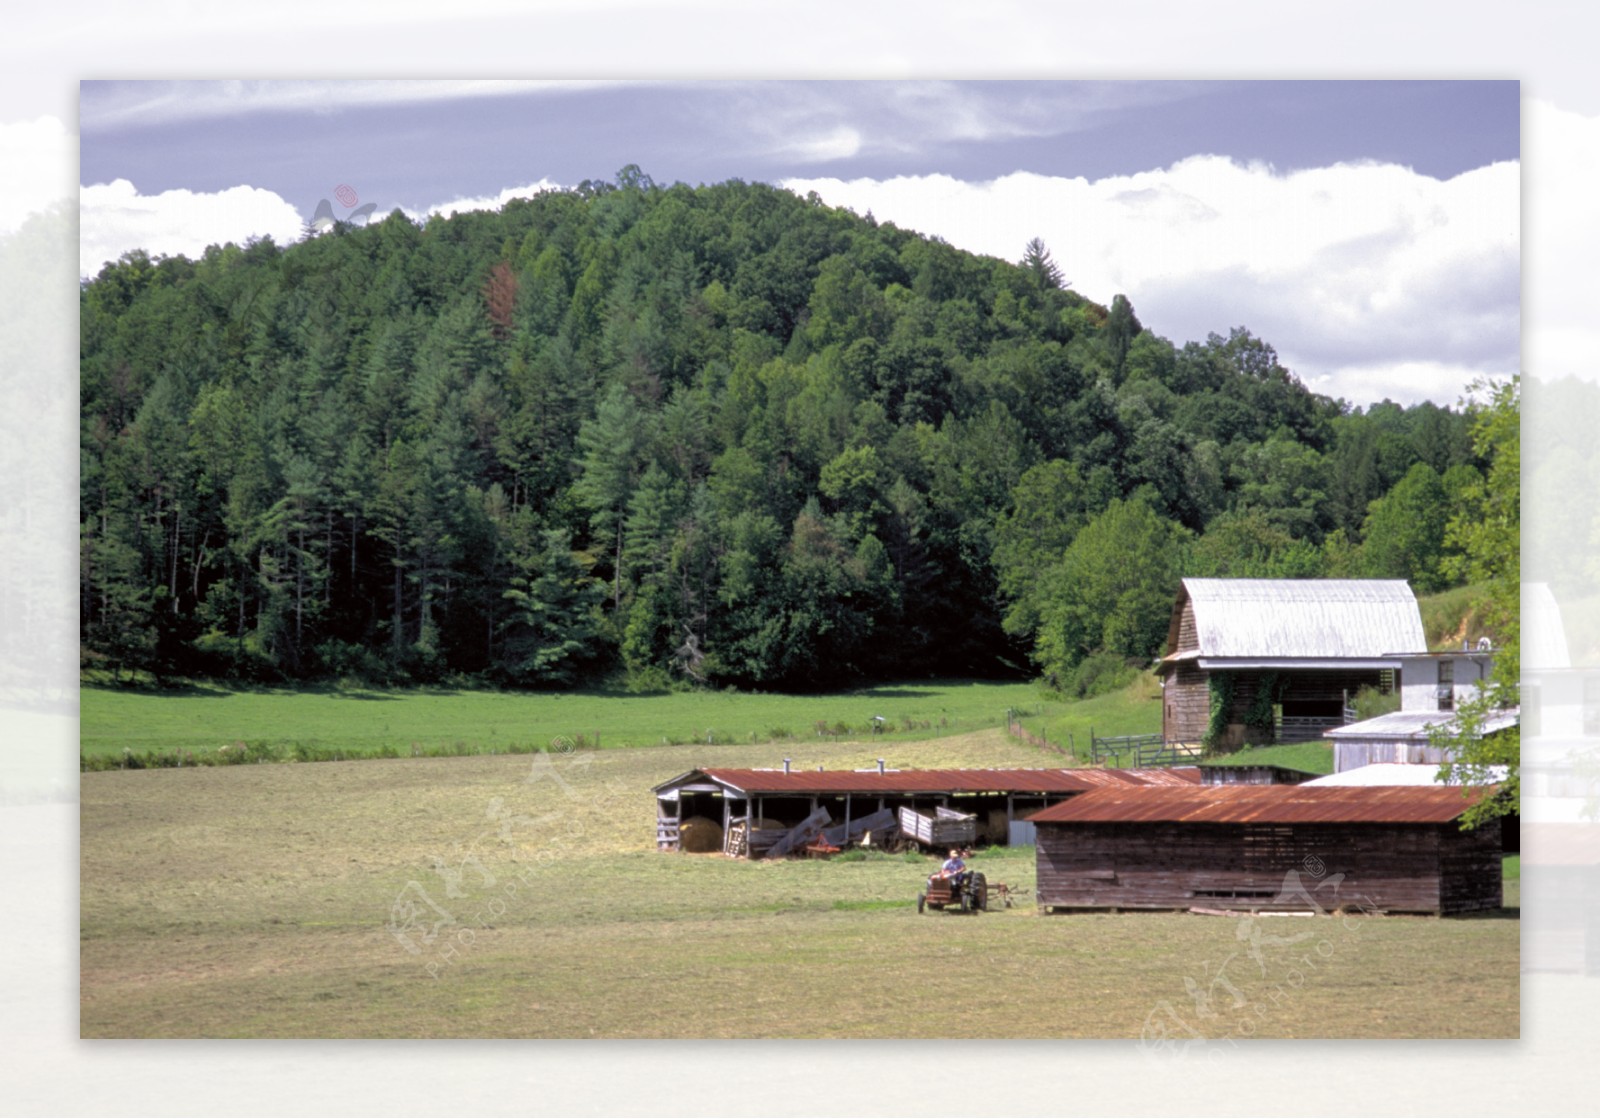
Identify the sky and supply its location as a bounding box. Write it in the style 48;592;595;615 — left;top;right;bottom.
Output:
69;78;1520;407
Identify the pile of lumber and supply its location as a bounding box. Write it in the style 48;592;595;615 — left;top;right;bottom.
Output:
820;808;897;848
730;807;907;859
766;807;831;858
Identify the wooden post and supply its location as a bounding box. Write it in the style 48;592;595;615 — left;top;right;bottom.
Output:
844;794;852;847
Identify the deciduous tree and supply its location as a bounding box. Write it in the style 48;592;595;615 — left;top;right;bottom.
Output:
1433;376;1519;825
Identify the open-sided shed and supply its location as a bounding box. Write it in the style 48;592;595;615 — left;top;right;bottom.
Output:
1031;784;1501;916
652;765;1201;856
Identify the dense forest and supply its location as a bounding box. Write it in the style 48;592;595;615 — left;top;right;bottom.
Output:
80;167;1492;693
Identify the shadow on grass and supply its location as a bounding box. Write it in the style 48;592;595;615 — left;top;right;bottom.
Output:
81;679;238;699
848;686;939;700
81;677;466;701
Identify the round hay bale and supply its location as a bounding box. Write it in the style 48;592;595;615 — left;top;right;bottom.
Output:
678;816;724;853
750;817;785;831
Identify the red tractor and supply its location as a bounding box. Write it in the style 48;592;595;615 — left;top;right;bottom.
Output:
917;867;988;914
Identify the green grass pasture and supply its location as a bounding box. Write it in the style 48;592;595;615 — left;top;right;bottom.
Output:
80;677;1098;763
1200;740;1337;775
1020;673;1164;758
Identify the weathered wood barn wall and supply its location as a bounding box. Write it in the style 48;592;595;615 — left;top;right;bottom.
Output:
1031;785;1501;916
1159;579;1427;746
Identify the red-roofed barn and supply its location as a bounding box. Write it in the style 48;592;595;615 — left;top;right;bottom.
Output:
652;764;1201;856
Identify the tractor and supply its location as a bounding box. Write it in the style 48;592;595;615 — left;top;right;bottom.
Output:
917;868;988;914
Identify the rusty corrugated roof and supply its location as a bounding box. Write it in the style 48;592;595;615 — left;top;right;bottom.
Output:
657;766;1202;796
1028;784;1490;825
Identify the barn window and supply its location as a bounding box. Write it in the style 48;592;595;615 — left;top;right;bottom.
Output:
1436;659;1454;711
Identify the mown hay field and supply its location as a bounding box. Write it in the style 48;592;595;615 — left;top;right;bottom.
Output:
80;730;1519;1039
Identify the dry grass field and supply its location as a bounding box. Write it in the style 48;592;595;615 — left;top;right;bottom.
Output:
80;731;1519;1039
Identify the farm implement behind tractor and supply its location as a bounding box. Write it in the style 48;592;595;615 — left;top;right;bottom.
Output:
916;872;1029;914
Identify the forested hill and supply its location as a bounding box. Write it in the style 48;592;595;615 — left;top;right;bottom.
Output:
80;167;1487;693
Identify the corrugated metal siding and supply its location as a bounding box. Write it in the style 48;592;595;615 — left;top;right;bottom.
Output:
1333;740;1455;771
1180;579;1426;659
1028;784;1488;825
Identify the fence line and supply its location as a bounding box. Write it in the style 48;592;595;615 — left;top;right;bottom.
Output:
1004;711;1069;757
1088;730;1196;768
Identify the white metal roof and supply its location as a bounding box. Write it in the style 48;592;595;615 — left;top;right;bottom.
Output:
1176;578;1426;659
1326;709;1520;741
1196;658;1400;671
1304;762;1510;787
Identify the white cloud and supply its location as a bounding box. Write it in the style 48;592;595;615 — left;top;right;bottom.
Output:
778;125;863;163
81;79;639;130
78;178;304;277
785;156;1519;406
0;116;74;234
877;80;1199;147
76;175;577;277
404;179;566;221
719;81;1202;168
1298;360;1494;408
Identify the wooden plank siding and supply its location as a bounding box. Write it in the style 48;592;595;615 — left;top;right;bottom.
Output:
1163;662;1210;743
1175;601;1199;653
1439;823;1505;914
1036;819;1501;915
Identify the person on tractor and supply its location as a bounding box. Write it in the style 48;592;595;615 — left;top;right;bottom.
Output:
939;848;968;895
